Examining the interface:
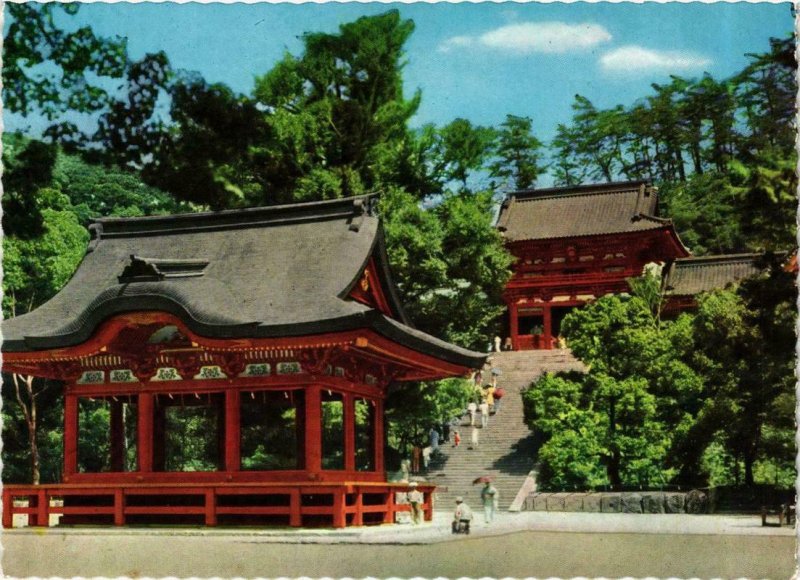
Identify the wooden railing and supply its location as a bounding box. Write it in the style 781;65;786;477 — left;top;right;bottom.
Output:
2;482;435;529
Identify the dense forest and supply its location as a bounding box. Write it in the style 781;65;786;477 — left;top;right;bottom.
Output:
2;6;795;488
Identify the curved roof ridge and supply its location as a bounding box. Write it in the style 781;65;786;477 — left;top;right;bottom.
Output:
509;179;650;201
510;188;642;204
635;213;672;225
674;252;766;264
93;193;380;239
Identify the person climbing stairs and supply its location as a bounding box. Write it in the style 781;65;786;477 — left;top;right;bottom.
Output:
428;349;585;510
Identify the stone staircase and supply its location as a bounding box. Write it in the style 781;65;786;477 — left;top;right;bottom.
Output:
429;349;586;511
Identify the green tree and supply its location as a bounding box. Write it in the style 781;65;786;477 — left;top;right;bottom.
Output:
53;152;184;223
728;148;797;252
139;10;422;209
690;260;795;485
659;172;746;255
524;274;704;488
489;114;545;191
145;77;272;209
522;372;608;488
3;3;127;122
733;36;796;157
551;123;588;186
1;135;59;237
1;375;64;484
3;207;89;318
437;118;496;191
431;191;512;347
385;378;473;461
93;51;173;167
2;202;88;485
380;188;511;351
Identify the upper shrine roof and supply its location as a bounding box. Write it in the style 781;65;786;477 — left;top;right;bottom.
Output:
663;253;766;297
2;195;485;368
497;180;675;242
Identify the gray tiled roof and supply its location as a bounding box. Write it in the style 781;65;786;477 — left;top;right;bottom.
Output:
664;253;765;296
497;181;669;242
2;195;485;368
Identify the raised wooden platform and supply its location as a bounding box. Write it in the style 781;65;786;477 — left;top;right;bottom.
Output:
2;482;434;529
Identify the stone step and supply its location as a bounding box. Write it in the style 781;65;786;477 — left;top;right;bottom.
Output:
428;349;586;511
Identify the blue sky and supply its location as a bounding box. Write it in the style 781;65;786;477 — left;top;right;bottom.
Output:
7;2;793;147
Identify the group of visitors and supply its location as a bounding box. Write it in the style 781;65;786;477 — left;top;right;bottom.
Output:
459;367;504;450
406;480;499;529
407;365;505;475
493;336;514;352
451;481;500;533
402;364;503;529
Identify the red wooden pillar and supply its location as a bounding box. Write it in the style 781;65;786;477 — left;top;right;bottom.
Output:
305;384;322;474
64;392;78;478
382;487;395;524
509;301;519;351
225;389;241;472
295;391;306;470
332;488;346;528
543;303;553;350
205;489;217;526
35;489;48;527
110;400;125;472
138;393;154;472
2;490;13;528
353;487;364;527
423;489;433;522
343;393;355;472
374;399;385;474
289;489;301;527
114;489;125;526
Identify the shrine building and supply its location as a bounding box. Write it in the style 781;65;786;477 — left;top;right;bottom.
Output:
1;195;485;528
498;180;767;350
497;181;690;350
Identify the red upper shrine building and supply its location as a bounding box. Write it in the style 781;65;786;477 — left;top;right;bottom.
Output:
498;181;763;350
2;195;484;528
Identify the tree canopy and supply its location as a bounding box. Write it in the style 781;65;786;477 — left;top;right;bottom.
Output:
524;262;795;490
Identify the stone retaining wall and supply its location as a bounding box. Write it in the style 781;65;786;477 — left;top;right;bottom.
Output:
523;490;708;514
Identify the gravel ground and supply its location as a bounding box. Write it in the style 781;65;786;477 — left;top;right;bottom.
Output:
2;511;796;578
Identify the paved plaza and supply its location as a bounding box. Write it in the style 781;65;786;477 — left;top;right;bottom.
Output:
2;511;795;578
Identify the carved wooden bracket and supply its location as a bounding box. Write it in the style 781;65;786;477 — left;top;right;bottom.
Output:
172;353;202;380
130;358;157;383
217;352;246;378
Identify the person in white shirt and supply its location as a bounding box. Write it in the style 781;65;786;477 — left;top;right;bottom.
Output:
422;446;432;473
406;482;424;524
452;496;473;534
479;400;490;428
467;401;477;426
470;426;479;449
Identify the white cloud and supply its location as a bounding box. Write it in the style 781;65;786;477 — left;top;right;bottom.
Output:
438;35;475;53
438;22;612;54
600;45;712;73
481;22;612;53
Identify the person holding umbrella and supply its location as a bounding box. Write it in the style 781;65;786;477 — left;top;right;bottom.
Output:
475;476;499;524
